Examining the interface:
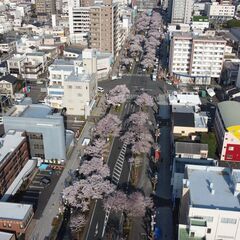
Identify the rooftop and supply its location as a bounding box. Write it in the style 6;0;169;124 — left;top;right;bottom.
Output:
173;112;195;127
0;202;32;221
175;142;208;155
186;165;240;211
192;16;209;22
0;74;18;84
6;104;53;118
217;101;240;128
174;157;216;174
0;232;15;240
179;226;205;240
173;32;225;42
169;92;201;106
0;130;25;165
65;72;93;82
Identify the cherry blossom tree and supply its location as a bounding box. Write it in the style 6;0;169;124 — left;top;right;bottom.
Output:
103;191;153;217
135;93;154;108
106;85;130;107
70;213;86;232
141;58;154;70
84;138;107;158
94;113;121;138
79;157;110;178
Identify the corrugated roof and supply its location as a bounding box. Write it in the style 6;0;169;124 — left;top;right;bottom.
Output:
175;142;208;155
218;101;240;128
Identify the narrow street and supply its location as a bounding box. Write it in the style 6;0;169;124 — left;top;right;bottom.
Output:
155;94;174;240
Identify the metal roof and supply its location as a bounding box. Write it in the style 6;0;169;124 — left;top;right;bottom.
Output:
187;166;240;211
175;142;208;155
0;232;15;240
0;202;32;220
218;101;240;128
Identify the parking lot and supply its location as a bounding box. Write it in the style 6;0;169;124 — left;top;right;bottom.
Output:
15;168;62;219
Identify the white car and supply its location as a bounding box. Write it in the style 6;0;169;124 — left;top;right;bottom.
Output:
97;87;104;93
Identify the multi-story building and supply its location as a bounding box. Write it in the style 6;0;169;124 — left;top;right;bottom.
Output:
0;202;33;237
63;71;97;116
89;0;115;54
36;0;56;15
169;33;226;83
0;74;20;98
3;104;66;163
206;2;235;20
191;16;209;33
214;101;240;162
179;165;240;240
170;0;193;24
68;6;90;45
0;130;29;197
45;49;109;111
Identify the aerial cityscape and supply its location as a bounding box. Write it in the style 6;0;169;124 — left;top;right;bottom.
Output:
0;0;240;239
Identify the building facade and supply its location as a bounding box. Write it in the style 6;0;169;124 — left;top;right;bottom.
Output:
36;0;56;15
0;130;29;197
214;101;240;162
169;33;226;82
3;104;66;162
206;2;235;20
170;0;193;24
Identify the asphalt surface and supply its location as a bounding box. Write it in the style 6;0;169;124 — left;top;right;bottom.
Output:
85;100;135;240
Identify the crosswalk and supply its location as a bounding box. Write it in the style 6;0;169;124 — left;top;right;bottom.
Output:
101;142;128;237
111;142;127;185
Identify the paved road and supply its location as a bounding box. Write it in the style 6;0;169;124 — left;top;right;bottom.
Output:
29;121;95;240
85;100;136;240
155;95;174;240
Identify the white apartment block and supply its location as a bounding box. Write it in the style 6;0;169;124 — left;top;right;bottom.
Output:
206;2;235;20
63;72;97;116
169;33;226;83
171;0;193;24
68;6;90;45
179;165;240;240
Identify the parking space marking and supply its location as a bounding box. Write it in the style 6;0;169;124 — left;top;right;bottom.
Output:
29;185;44;190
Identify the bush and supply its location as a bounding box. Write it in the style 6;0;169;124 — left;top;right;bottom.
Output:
226;19;240;28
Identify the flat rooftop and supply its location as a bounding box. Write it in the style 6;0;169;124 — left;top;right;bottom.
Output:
6;104;53;118
174;157;216;174
169;92;201;106
173;112;195;127
0;130;25;165
187;166;240;211
0;202;32;221
65;72;93;82
0;231;15;240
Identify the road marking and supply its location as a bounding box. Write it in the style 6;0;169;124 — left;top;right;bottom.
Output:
86;200;98;240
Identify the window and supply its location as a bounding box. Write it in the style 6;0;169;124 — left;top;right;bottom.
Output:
207;228;211;234
20;224;24;229
221;218;237;224
75;86;82;89
78;93;82;97
228;146;234;151
8;223;11;228
226;154;233;159
3;222;6;227
68;85;72;89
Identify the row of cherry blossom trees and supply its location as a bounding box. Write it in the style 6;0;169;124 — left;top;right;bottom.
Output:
121;11;163;72
62;86;156;234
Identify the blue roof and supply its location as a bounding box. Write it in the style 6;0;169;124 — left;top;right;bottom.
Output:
20;105;52;118
188;166;240;211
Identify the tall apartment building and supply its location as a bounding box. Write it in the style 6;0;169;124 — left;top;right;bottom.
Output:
169;33;226;83
179;165;240;240
170;0;193;24
206;2;235;20
36;0;56;15
69;0;119;55
69;6;91;45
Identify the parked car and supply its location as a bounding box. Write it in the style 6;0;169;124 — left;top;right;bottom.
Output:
40;176;51;185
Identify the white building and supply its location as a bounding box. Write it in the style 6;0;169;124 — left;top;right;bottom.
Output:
179;165;240;240
206;2;235;20
63;72;97;116
68;6;90;45
168;92;202;107
171;0;193;24
169;33;226;83
191;16;209;34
